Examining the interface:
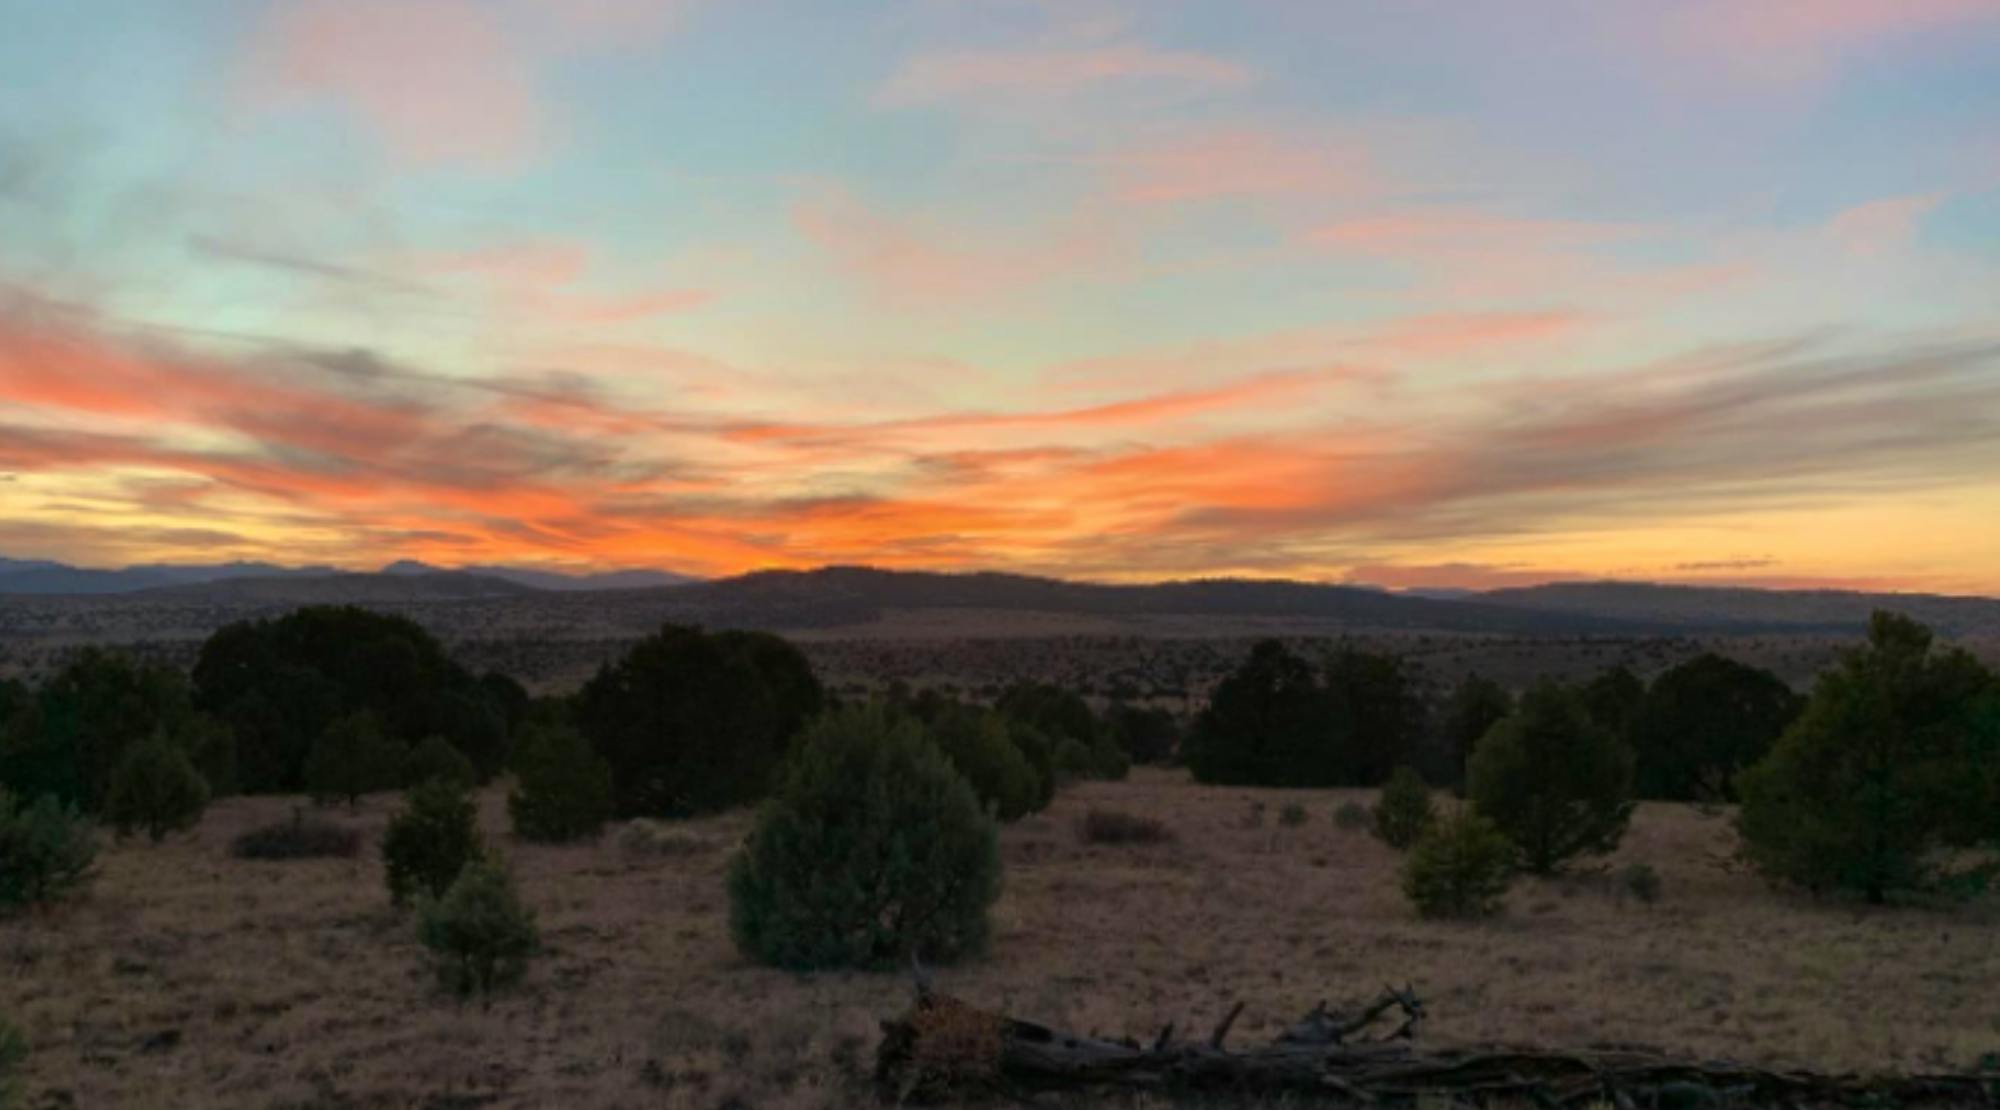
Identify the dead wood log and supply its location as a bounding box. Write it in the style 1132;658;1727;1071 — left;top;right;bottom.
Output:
876;985;2000;1107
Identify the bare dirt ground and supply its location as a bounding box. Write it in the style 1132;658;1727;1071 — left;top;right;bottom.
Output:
6;769;1999;1109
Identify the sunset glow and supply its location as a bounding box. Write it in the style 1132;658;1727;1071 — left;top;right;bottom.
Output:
3;2;1998;590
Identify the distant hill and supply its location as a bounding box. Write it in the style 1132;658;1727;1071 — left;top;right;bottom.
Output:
8;562;1997;641
1481;581;2000;637
0;556;697;595
380;560;698;591
0;560;334;595
648;566;1659;635
134;571;539;604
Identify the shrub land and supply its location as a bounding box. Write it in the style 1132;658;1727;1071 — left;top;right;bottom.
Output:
4;770;1998;1107
0;609;1997;1107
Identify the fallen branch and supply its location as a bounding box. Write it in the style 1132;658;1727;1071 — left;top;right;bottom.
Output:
876;983;1999;1107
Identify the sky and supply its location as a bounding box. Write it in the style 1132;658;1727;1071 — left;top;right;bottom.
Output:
2;1;1998;592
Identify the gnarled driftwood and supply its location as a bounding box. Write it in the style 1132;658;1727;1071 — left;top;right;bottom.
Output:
876;981;1999;1107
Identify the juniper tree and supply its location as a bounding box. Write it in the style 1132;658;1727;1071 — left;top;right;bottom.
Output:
1468;681;1635;874
728;705;1001;970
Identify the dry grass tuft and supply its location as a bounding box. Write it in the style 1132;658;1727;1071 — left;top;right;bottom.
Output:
617;818;718;860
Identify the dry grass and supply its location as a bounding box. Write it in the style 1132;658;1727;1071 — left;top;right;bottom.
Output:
5;769;1999;1108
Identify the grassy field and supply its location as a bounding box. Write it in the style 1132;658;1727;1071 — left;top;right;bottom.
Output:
5;769;1998;1108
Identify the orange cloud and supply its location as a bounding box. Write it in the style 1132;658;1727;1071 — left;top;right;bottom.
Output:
7;288;1999;591
731;368;1351;448
0;301;432;456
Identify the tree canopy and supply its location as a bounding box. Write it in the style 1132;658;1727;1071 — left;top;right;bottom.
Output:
1632;654;1801;801
193;606;514;793
1468;681;1635;874
1187;641;1419;787
1735;612;1996;903
574;624;823;818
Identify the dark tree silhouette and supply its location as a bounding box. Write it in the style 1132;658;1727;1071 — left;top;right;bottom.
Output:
574;624;823;818
194;606;517;793
1579;665;1645;742
1185;641;1344;786
2;650;196;812
1439;673;1511;789
1102;702;1180;765
1323;650;1421;786
1631;654;1801;801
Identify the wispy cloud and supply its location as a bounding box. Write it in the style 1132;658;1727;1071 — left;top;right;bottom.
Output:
877;44;1251;107
236;0;699;167
1659;0;1999;85
792;189;1127;307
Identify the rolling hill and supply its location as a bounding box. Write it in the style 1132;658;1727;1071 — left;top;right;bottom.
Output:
1480;581;2000;637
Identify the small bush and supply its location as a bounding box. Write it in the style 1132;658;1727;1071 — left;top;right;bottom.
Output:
1076;808;1174;845
0;787;98;913
1402;811;1514;920
1618;862;1663;905
929;707;1044;821
383;780;483;907
508;722;614;843
1371;766;1436;850
306;712;403;808
1333;800;1370;831
0;1017;25;1109
728;705;1001;969
403;736;476;790
1003;721;1059;812
230;810;361;860
104;736;210;843
1278;802;1309;827
417;857;539;997
1052;737;1099;785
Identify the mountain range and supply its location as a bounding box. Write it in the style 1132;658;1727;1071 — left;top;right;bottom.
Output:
0;557;698;596
3;559;1995;637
